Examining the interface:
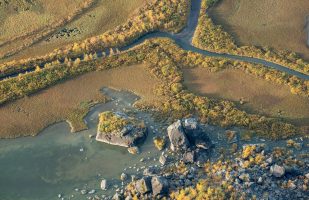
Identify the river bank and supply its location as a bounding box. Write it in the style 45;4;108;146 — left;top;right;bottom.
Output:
0;88;308;200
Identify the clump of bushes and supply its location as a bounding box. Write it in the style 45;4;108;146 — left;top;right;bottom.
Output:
98;111;130;134
153;136;166;151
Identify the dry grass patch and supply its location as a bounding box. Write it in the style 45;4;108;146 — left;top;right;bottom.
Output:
209;0;309;60
0;0;88;57
183;68;309;126
0;0;145;62
0;64;161;138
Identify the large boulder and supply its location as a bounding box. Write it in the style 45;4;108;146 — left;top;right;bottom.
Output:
167;120;190;151
96;112;147;147
167;118;211;151
151;176;169;197
182;118;211;150
135;177;152;194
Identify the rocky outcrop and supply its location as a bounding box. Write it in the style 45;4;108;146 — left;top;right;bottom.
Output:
96;112;147;148
167;118;211;151
167;120;190;151
135;177;152;194
151;176;169;197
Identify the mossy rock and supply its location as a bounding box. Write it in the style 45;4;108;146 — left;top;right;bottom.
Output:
96;111;147;147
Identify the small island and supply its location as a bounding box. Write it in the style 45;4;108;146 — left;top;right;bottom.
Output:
96;111;147;148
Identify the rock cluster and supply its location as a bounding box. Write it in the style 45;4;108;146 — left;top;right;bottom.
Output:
167;118;211;152
134;175;169;197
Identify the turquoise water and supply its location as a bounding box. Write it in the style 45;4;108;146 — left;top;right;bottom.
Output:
0;89;162;200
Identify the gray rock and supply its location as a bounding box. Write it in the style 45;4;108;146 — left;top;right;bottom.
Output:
120;173;127;181
135;177;152;194
159;155;167;165
167;120;190;151
151;176;169;196
270;164;285;178
131;175;137;182
88;189;95;194
101;179;107;190
266;157;273;164
112;192;123;200
182;151;195;163
81;189;87;195
127;146;140;155
257;177;263;184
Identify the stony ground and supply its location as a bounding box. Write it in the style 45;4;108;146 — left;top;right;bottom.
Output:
66;117;309;200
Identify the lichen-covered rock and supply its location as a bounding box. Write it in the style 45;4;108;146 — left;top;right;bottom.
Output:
167;120;190;151
96;112;147;147
151;176;169;196
135;177;152;194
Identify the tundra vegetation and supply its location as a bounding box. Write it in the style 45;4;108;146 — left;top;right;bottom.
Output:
0;0;146;62
0;0;306;139
98;111;131;134
0;0;95;59
208;0;309;61
0;64;159;138
193;0;309;75
0;0;308;198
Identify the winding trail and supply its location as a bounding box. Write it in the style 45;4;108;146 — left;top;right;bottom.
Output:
1;0;309;80
121;0;309;80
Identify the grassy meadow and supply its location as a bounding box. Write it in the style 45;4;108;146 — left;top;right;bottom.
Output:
0;0;145;62
183;68;309;126
209;0;309;60
0;64;161;138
